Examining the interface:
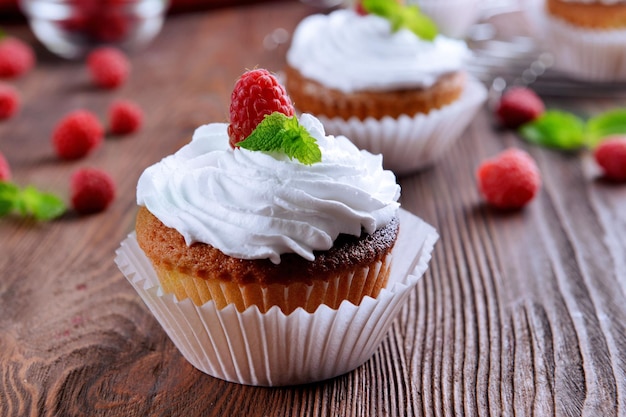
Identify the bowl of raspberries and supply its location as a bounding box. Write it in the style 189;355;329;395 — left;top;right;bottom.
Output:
19;0;169;59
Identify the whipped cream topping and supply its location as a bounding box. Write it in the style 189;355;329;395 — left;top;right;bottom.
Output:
137;114;400;264
286;9;470;93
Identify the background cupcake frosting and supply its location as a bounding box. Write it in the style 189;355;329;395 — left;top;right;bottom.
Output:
286;9;471;93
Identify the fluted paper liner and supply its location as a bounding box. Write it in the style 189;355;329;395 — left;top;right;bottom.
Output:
115;209;438;386
318;77;487;175
525;0;626;82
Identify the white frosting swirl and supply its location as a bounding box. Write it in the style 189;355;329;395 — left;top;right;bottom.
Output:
286;9;470;93
137;114;400;264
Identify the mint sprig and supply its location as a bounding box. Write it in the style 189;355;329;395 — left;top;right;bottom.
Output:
0;181;66;221
518;108;626;150
586;109;626;148
238;113;322;165
362;0;438;41
519;110;586;150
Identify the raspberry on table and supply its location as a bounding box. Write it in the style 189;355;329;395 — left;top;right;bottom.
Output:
0;83;20;120
476;148;541;209
70;167;116;215
227;68;295;148
52;110;104;160
0;151;11;181
109;99;143;135
594;136;626;182
495;87;545;129
87;47;130;89
0;37;35;79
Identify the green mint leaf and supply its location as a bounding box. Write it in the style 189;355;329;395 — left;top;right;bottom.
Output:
519;110;586;150
238;113;322;165
363;0;438;41
586;109;626;148
0;181;19;217
0;181;66;221
20;186;66;221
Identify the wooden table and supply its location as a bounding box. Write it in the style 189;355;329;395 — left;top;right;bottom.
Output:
1;2;625;416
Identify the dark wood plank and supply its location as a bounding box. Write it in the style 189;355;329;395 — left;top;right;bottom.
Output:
1;2;625;416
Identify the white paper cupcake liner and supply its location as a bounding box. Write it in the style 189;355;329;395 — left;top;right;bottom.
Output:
115;209;438;387
409;0;481;38
525;0;626;82
318;77;487;176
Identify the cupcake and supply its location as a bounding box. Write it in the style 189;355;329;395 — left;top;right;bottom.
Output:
525;0;626;81
115;69;439;386
546;0;626;29
285;3;487;174
134;69;401;315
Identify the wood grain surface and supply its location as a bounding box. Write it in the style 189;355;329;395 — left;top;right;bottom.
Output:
1;2;625;416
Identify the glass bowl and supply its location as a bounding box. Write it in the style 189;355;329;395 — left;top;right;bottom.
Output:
19;0;170;59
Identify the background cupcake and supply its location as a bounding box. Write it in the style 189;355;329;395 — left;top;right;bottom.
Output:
525;0;626;81
285;2;487;175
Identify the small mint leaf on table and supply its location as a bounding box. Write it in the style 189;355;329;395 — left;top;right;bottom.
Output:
238;112;322;166
20;186;66;221
0;181;19;216
362;0;438;41
0;181;66;221
519;110;586;150
586;109;626;148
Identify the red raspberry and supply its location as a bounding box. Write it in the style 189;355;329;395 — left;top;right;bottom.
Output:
109;99;143;135
70;167;116;214
227;68;295;148
87;12;130;43
87;47;130;89
495;87;545;129
355;1;368;15
0;83;20;119
0;37;35;79
477;148;541;209
0;151;11;181
594;136;626;181
52;110;104;160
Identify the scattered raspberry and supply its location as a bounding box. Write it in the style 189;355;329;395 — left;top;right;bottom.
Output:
0;151;11;181
70;167;116;214
52;110;104;160
109;99;143;135
87;47;130;89
495;87;545;129
228;68;295;148
0;83;20;119
594;136;626;181
0;37;35;79
477;148;541;209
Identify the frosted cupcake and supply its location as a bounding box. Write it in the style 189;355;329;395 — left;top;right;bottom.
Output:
525;0;626;81
115;69;439;386
285;3;487;174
